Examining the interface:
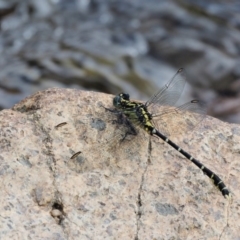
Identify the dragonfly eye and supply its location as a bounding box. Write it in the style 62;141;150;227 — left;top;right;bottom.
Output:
120;93;130;101
113;93;130;107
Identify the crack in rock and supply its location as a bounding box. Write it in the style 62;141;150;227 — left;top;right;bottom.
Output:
219;198;232;240
135;139;152;240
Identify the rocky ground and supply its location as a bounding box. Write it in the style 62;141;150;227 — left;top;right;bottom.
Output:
0;0;240;122
0;88;239;239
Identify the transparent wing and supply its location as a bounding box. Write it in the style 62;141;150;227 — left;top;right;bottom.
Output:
145;68;186;108
151;100;206;137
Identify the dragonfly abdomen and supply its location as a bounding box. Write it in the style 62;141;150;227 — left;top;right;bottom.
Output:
154;129;231;199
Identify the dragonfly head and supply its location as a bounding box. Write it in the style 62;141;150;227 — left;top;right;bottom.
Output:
113;93;130;108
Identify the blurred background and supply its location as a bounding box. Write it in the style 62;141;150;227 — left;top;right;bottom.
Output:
0;0;240;123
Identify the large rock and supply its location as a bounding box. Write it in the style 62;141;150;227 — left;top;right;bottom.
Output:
0;88;239;239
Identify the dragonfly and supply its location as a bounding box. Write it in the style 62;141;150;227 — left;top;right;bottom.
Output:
111;68;231;199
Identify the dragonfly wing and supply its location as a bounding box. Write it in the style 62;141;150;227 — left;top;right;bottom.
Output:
145;68;186;108
151;100;206;138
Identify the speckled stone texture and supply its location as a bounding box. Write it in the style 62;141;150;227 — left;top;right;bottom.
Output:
0;88;239;239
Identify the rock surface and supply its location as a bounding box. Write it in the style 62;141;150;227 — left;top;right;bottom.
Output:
0;88;239;239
